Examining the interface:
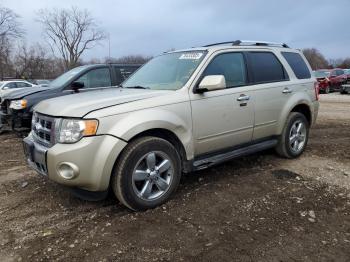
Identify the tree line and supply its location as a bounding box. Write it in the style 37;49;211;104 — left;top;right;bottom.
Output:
0;5;150;81
0;4;349;81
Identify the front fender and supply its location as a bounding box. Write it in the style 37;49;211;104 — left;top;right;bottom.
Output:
97;104;194;160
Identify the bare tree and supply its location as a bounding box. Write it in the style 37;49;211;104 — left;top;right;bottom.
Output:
302;48;329;70
0;6;23;79
12;42;66;80
37;7;106;70
105;55;152;64
0;6;23;38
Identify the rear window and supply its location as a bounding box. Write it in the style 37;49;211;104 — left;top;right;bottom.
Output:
115;66;139;85
248;52;288;84
282;52;311;79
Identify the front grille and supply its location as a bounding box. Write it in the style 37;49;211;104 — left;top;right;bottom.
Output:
32;113;55;147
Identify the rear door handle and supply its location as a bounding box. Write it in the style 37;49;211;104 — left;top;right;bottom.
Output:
282;87;293;94
237;94;250;101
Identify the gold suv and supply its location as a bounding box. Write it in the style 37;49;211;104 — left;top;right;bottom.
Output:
23;40;319;211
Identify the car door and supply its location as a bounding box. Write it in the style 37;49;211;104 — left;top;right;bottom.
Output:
190;52;254;156
246;51;291;140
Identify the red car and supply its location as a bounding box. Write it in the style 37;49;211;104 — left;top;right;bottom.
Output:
314;68;347;93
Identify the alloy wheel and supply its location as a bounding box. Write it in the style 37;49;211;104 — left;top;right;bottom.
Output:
289;120;307;154
131;151;174;201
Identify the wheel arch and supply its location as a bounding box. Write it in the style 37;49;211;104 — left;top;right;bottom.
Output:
277;95;314;135
129;128;189;170
290;103;312;126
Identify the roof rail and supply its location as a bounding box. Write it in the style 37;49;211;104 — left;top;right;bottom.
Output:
203;40;290;48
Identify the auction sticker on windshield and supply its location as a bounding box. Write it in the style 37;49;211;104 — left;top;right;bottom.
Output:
179;52;203;60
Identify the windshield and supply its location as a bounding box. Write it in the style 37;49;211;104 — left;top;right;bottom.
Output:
122;51;206;90
314;70;330;78
49;66;87;88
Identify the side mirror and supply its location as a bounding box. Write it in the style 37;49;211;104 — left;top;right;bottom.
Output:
71;81;84;92
2;86;9;90
197;75;226;93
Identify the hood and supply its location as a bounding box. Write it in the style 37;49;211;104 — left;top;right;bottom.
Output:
34;88;172;117
2;86;52;100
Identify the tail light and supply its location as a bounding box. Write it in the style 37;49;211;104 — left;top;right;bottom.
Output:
314;81;319;101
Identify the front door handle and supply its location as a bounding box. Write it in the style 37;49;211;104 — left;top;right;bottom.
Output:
282;87;293;94
237;94;250;101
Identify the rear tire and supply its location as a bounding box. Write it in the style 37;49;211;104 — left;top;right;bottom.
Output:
275;112;309;158
111;136;181;211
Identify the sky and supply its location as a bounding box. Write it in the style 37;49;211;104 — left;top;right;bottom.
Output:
1;0;350;60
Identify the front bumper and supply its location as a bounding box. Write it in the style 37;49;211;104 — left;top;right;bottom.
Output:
23;133;127;191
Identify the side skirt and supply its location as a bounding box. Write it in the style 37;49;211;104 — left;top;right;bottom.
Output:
192;139;278;171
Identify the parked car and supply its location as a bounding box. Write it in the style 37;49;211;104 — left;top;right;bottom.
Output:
32;79;51;87
314;70;331;93
328;68;347;91
340;69;350;94
23;40;319;211
0;80;37;103
0;64;141;131
314;68;348;93
344;69;350;82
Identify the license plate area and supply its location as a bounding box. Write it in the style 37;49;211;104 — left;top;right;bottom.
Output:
23;135;48;175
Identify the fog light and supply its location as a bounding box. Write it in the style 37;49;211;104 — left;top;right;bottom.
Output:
57;162;79;180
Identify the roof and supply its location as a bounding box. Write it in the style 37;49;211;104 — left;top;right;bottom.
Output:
166;40;295;54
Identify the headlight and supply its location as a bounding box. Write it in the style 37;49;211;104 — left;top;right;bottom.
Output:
55;119;98;144
9;99;27;110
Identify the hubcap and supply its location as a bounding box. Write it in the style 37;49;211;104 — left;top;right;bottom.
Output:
132;151;174;201
289;120;307;153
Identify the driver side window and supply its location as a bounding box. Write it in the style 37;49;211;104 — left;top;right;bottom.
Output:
203;53;247;88
75;68;111;89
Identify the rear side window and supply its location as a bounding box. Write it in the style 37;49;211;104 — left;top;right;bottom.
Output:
16;82;32;88
115;66;139;85
203;52;247;88
248;52;288;83
282;52;311;79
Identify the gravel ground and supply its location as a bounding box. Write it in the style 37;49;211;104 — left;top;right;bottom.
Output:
0;93;349;261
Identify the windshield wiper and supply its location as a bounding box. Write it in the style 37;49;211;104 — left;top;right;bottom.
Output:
124;85;150;89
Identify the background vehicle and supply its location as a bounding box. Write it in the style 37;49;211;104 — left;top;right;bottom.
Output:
23;41;319;211
0;80;38;103
328;68;347;91
314;70;331;93
32;79;51;87
314;68;347;93
0;63;141;131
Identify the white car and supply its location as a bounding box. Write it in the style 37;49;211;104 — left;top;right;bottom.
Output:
0;80;37;102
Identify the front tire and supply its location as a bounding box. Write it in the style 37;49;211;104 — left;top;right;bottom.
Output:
275;112;309;158
111;136;181;211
